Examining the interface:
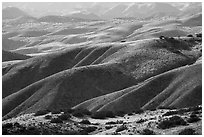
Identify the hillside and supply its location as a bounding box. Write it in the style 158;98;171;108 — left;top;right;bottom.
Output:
2;7;28;19
2;2;202;135
2;50;30;62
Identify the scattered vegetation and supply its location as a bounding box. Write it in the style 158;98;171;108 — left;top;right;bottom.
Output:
58;113;71;120
140;128;155;135
187;114;200;123
50;118;63;123
179;128;196;135
115;125;127;132
105;126;113;130
196;33;202;38
158;115;187;129
81;126;97;134
2;123;13;128
187;34;193;37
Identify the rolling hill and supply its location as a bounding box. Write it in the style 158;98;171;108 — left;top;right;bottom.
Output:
1;2;202;135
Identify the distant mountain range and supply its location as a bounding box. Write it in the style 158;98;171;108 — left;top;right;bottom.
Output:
2;2;202;20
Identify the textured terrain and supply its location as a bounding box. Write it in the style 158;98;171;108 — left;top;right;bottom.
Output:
2;2;202;135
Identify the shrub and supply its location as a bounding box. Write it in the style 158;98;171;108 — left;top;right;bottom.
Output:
179;128;196;135
159;36;165;39
187;114;200;123
13;122;21;127
34;109;50;116
2;123;13;128
50;118;63;123
105;121;117;125
191;111;200;115
196;33;202;38
2;128;8;135
105;126;113;130
115;125;127;132
158;116;187;129
162;111;178;117
91;111;115;119
58;113;71;120
44;115;52;119
26;126;40;135
63;130;85;135
187;34;193;37
189;106;202;112
81;126;97;133
80;119;91;124
140;128;155;135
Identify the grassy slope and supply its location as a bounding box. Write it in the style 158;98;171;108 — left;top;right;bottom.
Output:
2;50;31;62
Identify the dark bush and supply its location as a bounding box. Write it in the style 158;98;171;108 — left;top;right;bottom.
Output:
162;111;178;117
105;126;113;130
2;123;13;128
196;33;202;38
13;122;21;127
191;111;200;115
140;128;155;135
50;118;63;123
44;115;52;119
187;34;193;37
159;36;165;39
63;130;85;135
26;126;40;135
34;109;50;116
2;128;8;135
189;106;202;112
158;116;187;129
81;126;97;133
187;114;200;123
179;128;196;135
105;121;117;125
80;119;91;124
115;125;127;132
58;113;71;120
91;111;115;119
